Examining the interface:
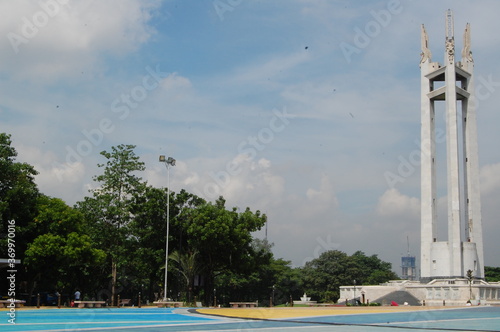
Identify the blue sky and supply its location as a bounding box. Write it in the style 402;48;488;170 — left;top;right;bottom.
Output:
2;0;500;273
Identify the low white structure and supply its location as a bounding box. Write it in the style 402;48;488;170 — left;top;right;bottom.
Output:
293;293;317;306
340;279;500;306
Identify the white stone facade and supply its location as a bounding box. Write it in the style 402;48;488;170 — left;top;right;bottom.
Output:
340;279;500;306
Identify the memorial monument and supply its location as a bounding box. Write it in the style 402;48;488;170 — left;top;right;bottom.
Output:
420;9;483;282
340;10;500;306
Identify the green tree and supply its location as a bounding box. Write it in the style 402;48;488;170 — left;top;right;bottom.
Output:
23;195;105;302
270;258;301;306
214;238;273;305
127;187;205;302
350;251;399;285
0;133;39;247
215;239;301;306
301;250;351;302
126;186;169;302
77;144;146;305
24;232;106;299
485;266;500;282
168;250;200;304
0;133;40;296
0;133;39;225
300;250;398;303
182;196;267;304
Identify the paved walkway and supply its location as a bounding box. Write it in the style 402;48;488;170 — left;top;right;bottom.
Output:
1;305;499;331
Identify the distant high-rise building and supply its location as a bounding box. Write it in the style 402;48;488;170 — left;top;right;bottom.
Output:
401;255;417;281
402;237;417;280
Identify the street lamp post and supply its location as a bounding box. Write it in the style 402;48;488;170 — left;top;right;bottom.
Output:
159;155;176;302
353;279;356;306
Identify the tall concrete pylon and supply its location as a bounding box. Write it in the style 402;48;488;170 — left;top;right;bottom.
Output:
420;10;484;281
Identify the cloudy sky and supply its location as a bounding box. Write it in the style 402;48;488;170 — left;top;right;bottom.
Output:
2;0;500;274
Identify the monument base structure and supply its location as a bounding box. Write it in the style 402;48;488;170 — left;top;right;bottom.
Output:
340;279;500;306
340;11;500;306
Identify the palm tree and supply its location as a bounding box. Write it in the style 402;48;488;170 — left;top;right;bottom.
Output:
169;250;200;304
466;269;473;302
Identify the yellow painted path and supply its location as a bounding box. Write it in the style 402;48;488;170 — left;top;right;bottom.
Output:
197;306;447;320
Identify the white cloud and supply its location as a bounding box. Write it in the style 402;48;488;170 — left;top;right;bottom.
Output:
306;174;338;209
161;73;192;91
15;143;88;202
376;188;419;217
0;0;160;81
480;163;500;195
3;0;500;271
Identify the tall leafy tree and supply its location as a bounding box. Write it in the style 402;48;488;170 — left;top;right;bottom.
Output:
270;258;302;306
214;239;301;306
23;195;105;301
77;144;146;305
24;197;106;302
0;133;40;296
126;186;169;302
127;187;206;302
301;250;351;302
350;251;399;285
0;133;39;246
301;250;398;303
182;196;267;304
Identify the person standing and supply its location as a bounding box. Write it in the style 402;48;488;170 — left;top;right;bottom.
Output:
74;289;81;301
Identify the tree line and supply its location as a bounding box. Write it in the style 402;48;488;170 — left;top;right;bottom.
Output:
1;132;408;306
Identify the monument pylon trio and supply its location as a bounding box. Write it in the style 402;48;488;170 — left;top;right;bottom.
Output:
420;9;484;281
339;10;500;306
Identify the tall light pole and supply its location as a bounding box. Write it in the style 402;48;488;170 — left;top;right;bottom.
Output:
353;279;356;306
159;155;176;302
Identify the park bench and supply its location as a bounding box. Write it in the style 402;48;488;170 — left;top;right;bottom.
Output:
119;298;131;307
74;300;106;308
229;301;258;308
0;299;25;308
154;301;183;308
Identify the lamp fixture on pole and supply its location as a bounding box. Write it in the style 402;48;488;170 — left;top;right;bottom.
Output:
159;155;176;301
